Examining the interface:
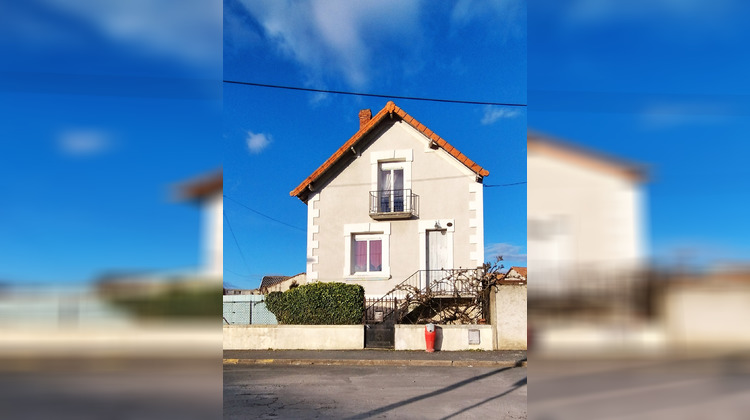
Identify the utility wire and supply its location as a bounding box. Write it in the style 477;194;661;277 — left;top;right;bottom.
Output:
223;80;527;107
223;211;252;273
224;194;306;232
484;181;527;188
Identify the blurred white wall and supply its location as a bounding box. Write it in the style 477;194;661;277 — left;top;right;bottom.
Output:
528;134;647;294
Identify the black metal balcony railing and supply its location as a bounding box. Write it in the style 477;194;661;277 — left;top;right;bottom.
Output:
369;189;418;219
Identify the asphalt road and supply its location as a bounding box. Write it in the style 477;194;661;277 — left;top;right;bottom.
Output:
224;364;527;419
530;356;750;419
0;359;222;419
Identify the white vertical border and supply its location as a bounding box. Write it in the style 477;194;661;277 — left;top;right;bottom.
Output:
306;193;320;281
343;222;391;279
418;219;455;275
468;183;485;267
370;149;413;192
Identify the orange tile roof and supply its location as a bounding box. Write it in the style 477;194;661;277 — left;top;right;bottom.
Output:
290;101;489;199
178;168;223;200
528;131;646;182
509;266;527;278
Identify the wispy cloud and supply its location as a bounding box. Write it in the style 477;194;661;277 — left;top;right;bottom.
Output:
37;0;222;72
58;129;114;157
640;102;730;128
563;0;733;24
451;0;524;40
481;106;521;125
246;131;271;154
233;0;423;89
485;242;527;263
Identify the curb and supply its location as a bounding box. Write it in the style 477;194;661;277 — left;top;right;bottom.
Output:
223;358;526;368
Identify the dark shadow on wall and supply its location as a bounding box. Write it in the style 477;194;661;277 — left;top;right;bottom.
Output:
435;325;443;351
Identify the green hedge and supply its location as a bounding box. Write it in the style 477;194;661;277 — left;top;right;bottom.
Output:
265;282;364;325
107;286;221;319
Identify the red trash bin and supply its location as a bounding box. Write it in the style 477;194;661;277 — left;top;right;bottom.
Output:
425;323;436;353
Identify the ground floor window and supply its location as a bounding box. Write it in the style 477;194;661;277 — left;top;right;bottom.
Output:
352;235;382;273
343;223;391;279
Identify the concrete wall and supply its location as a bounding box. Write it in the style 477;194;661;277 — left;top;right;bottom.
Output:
491;284;527;350
309;120;484;298
395;324;493;351
223;325;364;350
662;283;750;349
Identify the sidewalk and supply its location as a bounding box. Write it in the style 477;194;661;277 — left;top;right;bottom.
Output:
223;349;527;368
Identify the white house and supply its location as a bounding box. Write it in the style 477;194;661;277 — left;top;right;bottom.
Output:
179;169;223;279
290;102;489;299
527;132;646;295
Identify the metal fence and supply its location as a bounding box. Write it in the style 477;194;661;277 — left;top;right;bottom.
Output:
222;295;278;325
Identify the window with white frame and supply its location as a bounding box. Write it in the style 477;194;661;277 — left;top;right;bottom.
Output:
378;162;405;212
351;234;383;274
344;222;391;278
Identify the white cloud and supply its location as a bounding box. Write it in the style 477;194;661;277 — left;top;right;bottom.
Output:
235;0;423;88
560;0;736;30
451;0;524;39
58;129;114;157
246;131;271;154
481;106;521;125
38;0;222;73
640;102;729;128
485;242;527;263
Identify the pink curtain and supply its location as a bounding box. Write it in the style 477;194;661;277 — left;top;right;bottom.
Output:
369;240;382;271
353;240;367;272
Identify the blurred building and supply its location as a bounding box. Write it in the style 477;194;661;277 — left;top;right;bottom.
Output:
178;169;223;279
528;132;647;295
528;131;651;335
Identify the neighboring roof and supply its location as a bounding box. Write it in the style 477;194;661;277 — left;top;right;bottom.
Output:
495;266;527;285
528;131;646;182
290;101;490;199
178;169;223;200
259;272;305;290
508;266;527;278
259;275;289;290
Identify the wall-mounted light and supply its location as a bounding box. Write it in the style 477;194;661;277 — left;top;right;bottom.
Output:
434;221;441;229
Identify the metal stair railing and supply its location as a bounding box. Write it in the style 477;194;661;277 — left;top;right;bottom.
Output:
363;268;484;324
363;270;421;324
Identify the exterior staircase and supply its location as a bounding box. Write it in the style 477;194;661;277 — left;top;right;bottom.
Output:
363;268;485;326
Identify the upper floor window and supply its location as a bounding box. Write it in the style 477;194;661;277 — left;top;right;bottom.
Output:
378;162;405;212
369;150;418;219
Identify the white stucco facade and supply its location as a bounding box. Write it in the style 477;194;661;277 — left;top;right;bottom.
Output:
301;118;486;298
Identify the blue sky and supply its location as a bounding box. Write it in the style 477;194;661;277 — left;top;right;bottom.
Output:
0;1;222;285
527;1;750;270
223;1;527;289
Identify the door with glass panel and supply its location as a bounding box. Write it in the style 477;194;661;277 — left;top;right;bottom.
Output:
378;162;404;213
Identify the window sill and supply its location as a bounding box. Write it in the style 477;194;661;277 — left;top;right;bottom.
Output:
346;274;392;281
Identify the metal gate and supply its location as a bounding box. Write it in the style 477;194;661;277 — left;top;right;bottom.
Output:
365;322;395;348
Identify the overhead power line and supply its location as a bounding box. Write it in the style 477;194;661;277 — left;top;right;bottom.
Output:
223;80;527;107
223;211;251;273
224;194;306;232
484;181;527;188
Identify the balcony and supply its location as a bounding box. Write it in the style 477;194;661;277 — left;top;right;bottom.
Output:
369;189;418;220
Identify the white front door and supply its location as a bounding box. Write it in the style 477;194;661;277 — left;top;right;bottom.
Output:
425;229;449;291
